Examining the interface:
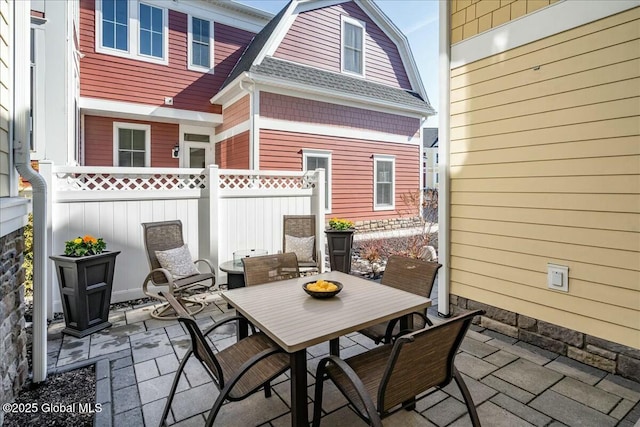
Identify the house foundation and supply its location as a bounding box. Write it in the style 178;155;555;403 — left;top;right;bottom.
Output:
450;295;640;382
0;229;28;425
353;217;423;233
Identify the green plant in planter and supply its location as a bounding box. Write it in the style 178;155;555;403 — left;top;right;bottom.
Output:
328;218;355;231
64;235;107;257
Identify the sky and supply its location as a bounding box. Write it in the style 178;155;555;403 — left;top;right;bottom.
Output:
234;0;440;127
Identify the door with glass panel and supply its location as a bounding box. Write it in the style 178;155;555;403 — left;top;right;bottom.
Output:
180;126;213;168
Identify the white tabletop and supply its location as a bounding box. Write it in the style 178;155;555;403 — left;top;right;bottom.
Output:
221;271;432;353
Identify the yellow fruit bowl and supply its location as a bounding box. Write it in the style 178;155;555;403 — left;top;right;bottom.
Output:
302;280;343;299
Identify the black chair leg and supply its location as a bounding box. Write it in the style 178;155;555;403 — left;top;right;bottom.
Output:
159;349;192;427
311;371;326;427
453;366;481;427
264;381;272;398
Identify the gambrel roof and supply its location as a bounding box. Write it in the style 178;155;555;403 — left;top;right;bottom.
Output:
216;0;433;115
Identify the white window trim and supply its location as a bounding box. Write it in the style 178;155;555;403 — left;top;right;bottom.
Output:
340;15;366;78
113;122;151;167
187;15;214;73
95;0;169;66
303;149;332;213
373;154;395;211
30;23;46;160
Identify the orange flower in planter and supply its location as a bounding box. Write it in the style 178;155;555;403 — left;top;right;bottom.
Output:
65;234;106;257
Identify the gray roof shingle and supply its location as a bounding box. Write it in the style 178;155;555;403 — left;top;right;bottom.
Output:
251;57;433;113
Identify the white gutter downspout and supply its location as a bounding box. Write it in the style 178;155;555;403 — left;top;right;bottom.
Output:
13;0;48;382
239;76;258;169
437;0;451;317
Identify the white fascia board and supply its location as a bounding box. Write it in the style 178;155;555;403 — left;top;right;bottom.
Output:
250;73;432;117
451;0;640;68
80;97;223;125
255;1;300;62
261;117;421;146
210;74;248;106
148;0;271;33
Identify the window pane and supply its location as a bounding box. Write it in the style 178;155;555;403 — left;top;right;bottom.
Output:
140;4;150;29
115;24;128;51
152;32;162;58
184;133;210;142
132;130;145;150
118;129;132;149
115;0;127;24
343;22;363;74
118;151;131;167
377;183;391;205
152;7;163;32
140;30;151;55
103;23;115;48
103;0;114;21
189;148;206;168
132;152;145;167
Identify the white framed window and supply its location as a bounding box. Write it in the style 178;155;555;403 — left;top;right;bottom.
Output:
188;16;214;72
96;0;168;65
303;149;332;212
373;154;395;210
113;122;151;167
341;16;365;77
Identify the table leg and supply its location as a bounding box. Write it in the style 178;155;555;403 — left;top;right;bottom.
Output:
237;315;248;341
329;338;340;356
290;350;308;427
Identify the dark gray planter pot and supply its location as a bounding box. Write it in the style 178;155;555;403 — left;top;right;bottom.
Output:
325;229;354;273
50;251;120;338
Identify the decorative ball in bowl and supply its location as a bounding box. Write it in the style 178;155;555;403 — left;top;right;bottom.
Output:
303;280;343;298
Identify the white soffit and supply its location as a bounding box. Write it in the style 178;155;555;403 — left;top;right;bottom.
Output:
451;0;640;69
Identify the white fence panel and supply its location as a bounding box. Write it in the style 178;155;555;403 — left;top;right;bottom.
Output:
43;164;324;316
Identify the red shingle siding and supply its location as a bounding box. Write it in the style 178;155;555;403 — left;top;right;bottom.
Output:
84;116;179;167
260;129;419;221
79;0;254;113
274;1;412;90
216;95;250;133
260;92;420;138
215;131;250;169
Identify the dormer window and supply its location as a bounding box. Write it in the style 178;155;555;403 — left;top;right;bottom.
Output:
341;16;365;76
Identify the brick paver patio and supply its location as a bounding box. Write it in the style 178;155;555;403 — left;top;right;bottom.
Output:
46;290;640;427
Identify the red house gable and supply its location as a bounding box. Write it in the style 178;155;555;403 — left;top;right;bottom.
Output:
274;1;412;90
79;0;256;113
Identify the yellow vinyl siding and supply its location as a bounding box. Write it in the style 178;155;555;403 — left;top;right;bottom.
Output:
449;8;640;349
0;0;10;197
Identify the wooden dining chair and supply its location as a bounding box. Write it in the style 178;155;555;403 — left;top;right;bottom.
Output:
359;255;441;344
158;292;290;427
141;220;215;319
313;310;484;427
242;252;300;286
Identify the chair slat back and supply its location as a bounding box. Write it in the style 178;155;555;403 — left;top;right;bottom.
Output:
283;215;317;263
142;220;185;285
242;253;300;286
162;292;224;387
381;256;441;299
378;310;482;411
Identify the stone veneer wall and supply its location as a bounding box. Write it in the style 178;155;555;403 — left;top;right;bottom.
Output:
353;217;423;233
0;229;28;425
451;295;640;382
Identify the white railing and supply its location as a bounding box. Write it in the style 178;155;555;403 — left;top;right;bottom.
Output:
40;162;325;316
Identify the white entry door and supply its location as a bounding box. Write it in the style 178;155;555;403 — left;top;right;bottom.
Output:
179;125;214;168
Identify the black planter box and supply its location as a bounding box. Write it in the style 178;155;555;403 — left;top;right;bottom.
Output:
50;251;120;338
325;230;354;273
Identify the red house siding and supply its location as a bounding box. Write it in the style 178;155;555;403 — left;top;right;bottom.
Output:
260;92;420;138
216;95;250;134
215;131;250;169
79;0;255;113
274;1;412;90
84;116;179;167
260;130;419;221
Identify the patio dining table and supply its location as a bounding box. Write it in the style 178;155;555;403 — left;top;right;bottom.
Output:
221;270;431;427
